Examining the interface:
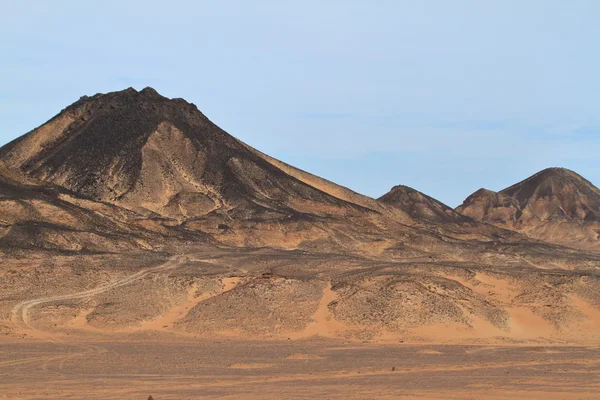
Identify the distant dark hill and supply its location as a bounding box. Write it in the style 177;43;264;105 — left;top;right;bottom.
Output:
456;168;600;251
456;188;520;224
379;185;470;224
501;168;600;221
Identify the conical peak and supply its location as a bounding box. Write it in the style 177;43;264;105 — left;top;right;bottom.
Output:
0;87;237;201
379;185;426;203
527;167;580;182
471;188;496;197
60;86;205;130
386;184;416;194
378;183;468;223
69;86;189;108
538;167;575;175
500;167;597;199
104;86;161;98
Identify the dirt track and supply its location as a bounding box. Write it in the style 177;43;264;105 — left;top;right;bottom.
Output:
10;255;186;332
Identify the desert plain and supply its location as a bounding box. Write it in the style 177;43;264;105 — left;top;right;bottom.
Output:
1;249;600;399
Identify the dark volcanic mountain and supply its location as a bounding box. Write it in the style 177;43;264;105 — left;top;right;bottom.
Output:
0;87;375;220
457;168;600;251
0;87;395;252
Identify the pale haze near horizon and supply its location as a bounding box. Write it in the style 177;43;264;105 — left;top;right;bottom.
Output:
1;1;599;207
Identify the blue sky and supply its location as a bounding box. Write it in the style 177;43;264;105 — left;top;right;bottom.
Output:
1;1;599;207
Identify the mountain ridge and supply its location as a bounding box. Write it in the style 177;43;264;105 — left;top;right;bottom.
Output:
2;88;600;345
0;87;482;255
1;87;597;257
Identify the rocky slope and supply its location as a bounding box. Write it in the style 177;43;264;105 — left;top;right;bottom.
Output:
457;168;600;251
0;88;389;253
0;87;371;219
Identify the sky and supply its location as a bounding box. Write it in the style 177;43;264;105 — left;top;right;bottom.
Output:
1;1;599;207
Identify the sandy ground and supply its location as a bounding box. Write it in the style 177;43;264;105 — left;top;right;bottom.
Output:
0;336;599;399
2;252;600;399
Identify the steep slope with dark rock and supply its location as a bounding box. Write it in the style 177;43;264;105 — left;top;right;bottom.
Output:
0;87;370;221
0;87;392;252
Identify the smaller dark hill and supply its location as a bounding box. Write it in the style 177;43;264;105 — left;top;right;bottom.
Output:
379;185;471;224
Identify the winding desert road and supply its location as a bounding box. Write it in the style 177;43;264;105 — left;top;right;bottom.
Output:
2;256;190;374
10;255;187;331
